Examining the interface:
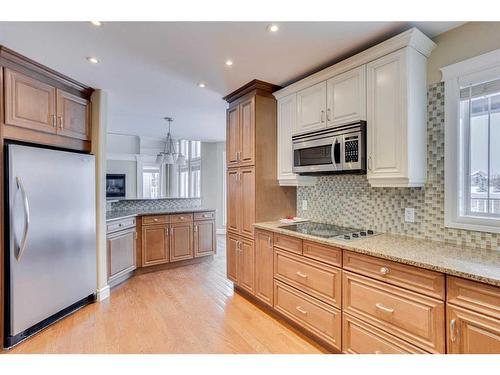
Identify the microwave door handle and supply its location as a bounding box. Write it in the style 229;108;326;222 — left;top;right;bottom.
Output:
331;137;341;169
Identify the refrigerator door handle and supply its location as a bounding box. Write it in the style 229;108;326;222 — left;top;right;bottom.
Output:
15;176;30;261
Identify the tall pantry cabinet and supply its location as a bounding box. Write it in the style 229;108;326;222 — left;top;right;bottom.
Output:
224;80;296;305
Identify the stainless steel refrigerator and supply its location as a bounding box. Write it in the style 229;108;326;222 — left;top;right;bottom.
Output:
5;143;97;347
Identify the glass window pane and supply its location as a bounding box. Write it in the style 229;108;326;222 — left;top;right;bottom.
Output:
190;141;201;159
490;110;500;215
143;167;160;199
469;110;489;214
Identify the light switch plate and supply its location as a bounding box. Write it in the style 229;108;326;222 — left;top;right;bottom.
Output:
302;200;308;211
405;207;415;223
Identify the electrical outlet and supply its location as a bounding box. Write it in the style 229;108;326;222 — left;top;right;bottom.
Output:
405;208;415;223
302;200;308;211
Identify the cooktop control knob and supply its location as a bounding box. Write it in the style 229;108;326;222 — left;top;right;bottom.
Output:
367;230;374;235
352;233;359;238
343;235;351;240
360;231;367;236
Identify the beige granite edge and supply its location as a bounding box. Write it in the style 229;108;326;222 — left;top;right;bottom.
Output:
254;221;500;287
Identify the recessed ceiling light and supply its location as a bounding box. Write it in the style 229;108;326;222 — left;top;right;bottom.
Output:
86;57;99;64
198;82;206;88
267;24;279;33
90;21;102;27
225;60;233;66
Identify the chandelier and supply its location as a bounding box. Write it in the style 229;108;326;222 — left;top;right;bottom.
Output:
155;117;186;165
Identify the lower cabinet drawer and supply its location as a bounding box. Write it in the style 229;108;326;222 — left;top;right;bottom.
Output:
274;249;341;308
343;271;445;353
343;314;428;354
274;280;341;350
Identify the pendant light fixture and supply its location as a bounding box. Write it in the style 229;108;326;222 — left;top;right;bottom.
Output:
156;117;186;165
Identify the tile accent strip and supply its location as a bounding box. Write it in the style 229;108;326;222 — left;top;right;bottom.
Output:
109;198;202;212
297;82;500;250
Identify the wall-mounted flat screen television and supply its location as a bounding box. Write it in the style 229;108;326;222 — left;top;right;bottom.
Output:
106;174;126;199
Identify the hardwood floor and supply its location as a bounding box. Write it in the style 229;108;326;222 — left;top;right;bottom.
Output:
5;235;325;354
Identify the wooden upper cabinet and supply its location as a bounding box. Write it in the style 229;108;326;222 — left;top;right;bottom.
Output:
238;97;255;166
239;167;255;238
142;225;169;266
226;105;240;167
296;81;326;135
56;89;91;141
194;220;216;258
254;230;274;306
448;304;500;354
326;65;366;127
170;222;194;262
226;169;240;234
4;68;56;134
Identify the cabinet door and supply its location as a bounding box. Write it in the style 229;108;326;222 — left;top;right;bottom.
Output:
56;89;91;141
448;305;500;354
170;222;194;262
277;94;297;182
226;235;239;283
4;68;56;134
296;81;326;134
239;167;255;238
226;105;240;167
238;237;255;294
326;65;366;127
194;220;216;257
239;97;255;166
366;49;406;181
107;228;136;282
226;169;240;233
255;230;274;306
142;225;169;266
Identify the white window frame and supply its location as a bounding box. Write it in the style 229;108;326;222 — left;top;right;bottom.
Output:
175;140;202;198
136;155;165;199
442;48;500;234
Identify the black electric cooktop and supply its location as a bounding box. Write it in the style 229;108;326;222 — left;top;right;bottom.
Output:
279;222;377;241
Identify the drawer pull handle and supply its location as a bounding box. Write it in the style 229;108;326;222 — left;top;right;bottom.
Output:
118;223;123;227
153;218;159;222
203;214;209;218
180;216;184;220
296;306;308;315
296;271;308;278
379;267;390;275
375;303;394;314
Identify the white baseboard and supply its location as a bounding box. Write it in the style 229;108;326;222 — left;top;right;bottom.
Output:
96;285;110;301
216;228;226;235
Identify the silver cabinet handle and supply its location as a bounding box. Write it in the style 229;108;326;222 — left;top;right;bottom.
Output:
15;176;30;262
153;218;159;222
51;114;56;128
267;237;272;248
58;116;63;129
180;216;184;220
296;306;308;315
194;225;198;233
368;156;373;171
379;267;390;275
375;303;394;314
327;108;331;122
296;271;308;279
165;227;169;236
320;110;325;123
450;319;457;342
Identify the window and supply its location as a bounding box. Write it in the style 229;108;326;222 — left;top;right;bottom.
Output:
142;166;161;199
175;140;201;198
442;49;500;233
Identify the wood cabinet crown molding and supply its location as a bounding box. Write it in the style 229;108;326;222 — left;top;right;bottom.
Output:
0;45;94;98
272;27;435;100
223;79;281;103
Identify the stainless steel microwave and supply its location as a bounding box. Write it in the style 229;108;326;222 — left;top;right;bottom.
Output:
292;121;366;175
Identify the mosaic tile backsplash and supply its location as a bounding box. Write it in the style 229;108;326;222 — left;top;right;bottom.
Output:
108;198;202;212
297;82;500;250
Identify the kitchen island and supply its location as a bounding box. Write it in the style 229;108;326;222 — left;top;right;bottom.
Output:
106;208;216;287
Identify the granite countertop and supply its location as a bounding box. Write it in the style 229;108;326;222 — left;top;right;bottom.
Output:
254;221;500;287
106;207;215;221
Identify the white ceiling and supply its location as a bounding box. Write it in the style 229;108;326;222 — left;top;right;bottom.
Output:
0;22;463;142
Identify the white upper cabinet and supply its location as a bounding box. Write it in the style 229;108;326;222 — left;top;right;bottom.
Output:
296;81;326;134
277;94;316;186
366;47;427;187
326;65;366;127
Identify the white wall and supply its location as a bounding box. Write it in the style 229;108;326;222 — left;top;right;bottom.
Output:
201;142;226;231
